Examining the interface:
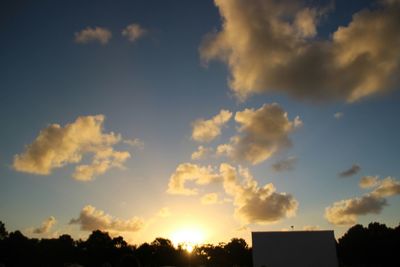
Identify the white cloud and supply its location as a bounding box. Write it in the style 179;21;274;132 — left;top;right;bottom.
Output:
13;115;130;181
74;27;112;45
192;109;232;143
33;216;56;234
220;163;298;224
167;163;220;195
191;146;213;160
201;0;400;102
122;23;147;42
69;205;144;232
359;176;379;189
217;103;301;165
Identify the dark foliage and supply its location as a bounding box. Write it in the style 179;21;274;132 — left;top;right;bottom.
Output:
1;220;399;267
337;222;400;267
0;220;252;267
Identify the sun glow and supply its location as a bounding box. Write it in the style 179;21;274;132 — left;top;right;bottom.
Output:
171;228;205;252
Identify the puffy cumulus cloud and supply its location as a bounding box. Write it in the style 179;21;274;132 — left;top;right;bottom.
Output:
200;0;400;102
13;115;130;181
339;164;361;177
220;163;298;224
359;176;379;189
217;103;301;165
325;194;387;225
271;156;297;172
334;112;344;119
192;110;232;143
167;163;220;195
33;216;56;234
371;177;400;198
122;23;147;42
74;27;112;45
69;205;144;232
191;146;213;160
201;193;220;205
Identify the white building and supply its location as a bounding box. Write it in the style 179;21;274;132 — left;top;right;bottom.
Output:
252;231;338;267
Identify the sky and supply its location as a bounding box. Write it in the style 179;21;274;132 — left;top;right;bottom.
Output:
1;0;400;247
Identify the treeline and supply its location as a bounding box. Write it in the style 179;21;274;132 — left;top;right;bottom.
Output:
0;221;399;267
0;221;251;267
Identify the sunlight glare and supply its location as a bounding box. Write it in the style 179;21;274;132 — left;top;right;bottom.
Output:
171;228;205;252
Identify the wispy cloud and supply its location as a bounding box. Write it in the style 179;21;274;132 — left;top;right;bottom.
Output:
271;156;297;172
74;26;112;45
334;112;344;119
339;164;361;178
122;23;147;42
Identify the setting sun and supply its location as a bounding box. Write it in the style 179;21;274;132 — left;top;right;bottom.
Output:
171;228;205;252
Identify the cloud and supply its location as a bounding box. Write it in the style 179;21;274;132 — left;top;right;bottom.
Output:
122;23;147;42
339;164;361;177
371;177;400;198
271;156;297;172
13;115;130;181
69;205;144;232
303;225;320;231
220;163;298;224
167;163;220;195
217;103;301;165
192;109;232;143
33;216;56;234
200;0;400;102
326;176;400;225
191;146;213;160
123;138;144;149
359;176;379;189
74;27;112;45
167;162;297;224
325;194;387;225
334;112;344;119
201;193;220;205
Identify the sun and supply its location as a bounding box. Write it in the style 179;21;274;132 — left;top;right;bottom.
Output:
171;228;205;252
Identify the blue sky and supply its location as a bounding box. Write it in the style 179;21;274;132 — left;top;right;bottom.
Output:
1;0;399;245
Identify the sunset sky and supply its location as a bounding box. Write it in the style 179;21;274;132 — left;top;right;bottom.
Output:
1;0;400;246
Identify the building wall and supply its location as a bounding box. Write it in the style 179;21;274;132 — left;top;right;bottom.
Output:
252;231;338;267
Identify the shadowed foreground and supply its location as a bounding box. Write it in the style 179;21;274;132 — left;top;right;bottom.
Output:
0;221;399;267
